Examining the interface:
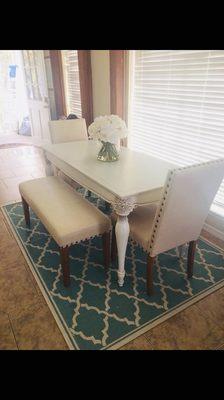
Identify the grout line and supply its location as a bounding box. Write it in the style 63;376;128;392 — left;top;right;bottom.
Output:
1;309;20;350
8;317;19;350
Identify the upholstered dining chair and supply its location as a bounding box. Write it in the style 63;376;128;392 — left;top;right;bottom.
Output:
111;159;224;296
48;118;90;192
49;118;88;144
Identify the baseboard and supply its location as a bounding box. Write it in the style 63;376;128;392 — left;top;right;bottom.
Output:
204;222;224;241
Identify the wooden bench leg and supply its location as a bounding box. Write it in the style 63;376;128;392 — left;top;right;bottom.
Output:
147;255;155;296
21;196;30;228
187;240;197;279
111;227;117;263
60;246;70;287
102;232;110;269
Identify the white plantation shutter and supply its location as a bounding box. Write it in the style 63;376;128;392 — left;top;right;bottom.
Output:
129;50;224;211
61;50;82;117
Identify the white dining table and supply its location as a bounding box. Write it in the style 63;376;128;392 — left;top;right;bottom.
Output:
42;140;177;287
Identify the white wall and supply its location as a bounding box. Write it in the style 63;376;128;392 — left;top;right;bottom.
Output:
91;50;110;118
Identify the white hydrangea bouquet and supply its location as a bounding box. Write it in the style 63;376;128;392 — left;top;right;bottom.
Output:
88;115;128;162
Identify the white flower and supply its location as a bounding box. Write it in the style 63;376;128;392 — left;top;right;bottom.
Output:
88;114;128;144
88;123;97;137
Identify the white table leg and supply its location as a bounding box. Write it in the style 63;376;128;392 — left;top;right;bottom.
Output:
115;215;130;286
113;196;136;287
43;151;54;176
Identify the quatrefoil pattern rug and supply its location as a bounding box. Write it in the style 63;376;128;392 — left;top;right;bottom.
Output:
2;194;224;350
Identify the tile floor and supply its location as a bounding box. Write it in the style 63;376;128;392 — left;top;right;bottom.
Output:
0;145;224;350
0;133;33;147
0;145;45;205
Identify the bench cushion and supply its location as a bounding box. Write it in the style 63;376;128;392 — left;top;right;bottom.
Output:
19;176;111;248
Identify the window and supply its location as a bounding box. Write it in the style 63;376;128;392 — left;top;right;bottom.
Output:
129;50;224;213
61;50;82;117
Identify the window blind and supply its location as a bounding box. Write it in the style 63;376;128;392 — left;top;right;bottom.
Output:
129;50;224;210
61;50;82;117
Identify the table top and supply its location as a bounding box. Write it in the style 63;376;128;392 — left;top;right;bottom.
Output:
43;141;178;198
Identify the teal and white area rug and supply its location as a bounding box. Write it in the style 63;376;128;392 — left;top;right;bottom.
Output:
2;193;224;350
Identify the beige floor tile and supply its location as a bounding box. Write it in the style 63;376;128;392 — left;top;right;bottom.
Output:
0;236;26;270
195;287;224;330
30;170;45;179
145;304;224;350
0;167;15;179
120;335;153;350
11;302;68;350
2;175;34;190
0;179;7;190
22;264;48;304
14;166;44;178
0;191;21;206
0;264;41;320
0;312;18;350
0;310;9;325
0;214;13;241
0;269;20;317
0;159;22;170
0;134;33;146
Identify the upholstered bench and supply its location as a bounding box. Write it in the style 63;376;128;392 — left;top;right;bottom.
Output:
19;176;111;287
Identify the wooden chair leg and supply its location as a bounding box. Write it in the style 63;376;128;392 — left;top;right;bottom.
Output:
102;231;110;269
21;196;30;227
187;240;197;279
111;227;117;262
60;246;70;287
147;255;155;296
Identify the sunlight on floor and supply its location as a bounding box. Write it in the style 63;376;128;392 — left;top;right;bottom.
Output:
0;145;45;205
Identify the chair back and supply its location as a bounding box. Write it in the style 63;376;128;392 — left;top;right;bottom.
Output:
149;159;224;257
49;118;88;144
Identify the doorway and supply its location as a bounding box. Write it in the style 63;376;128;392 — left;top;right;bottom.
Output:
0;50;52;147
0;50;31;146
0;50;52;204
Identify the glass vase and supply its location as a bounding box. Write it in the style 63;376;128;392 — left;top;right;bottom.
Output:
97;141;119;162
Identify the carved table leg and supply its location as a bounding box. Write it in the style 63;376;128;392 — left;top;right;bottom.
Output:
115;215;130;286
113;196;136;287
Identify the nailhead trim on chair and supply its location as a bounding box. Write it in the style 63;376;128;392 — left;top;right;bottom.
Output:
148;158;224;255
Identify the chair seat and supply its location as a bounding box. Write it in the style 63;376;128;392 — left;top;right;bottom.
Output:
111;203;158;251
19;176;111;248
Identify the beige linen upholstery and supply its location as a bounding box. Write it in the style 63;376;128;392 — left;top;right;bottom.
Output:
48;119;88;189
149;159;224;257
112;204;158;251
111;159;224;295
48;119;88;144
19;176;111;248
113;159;224;257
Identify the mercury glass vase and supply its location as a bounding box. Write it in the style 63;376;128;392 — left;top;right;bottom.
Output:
97;141;119;162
